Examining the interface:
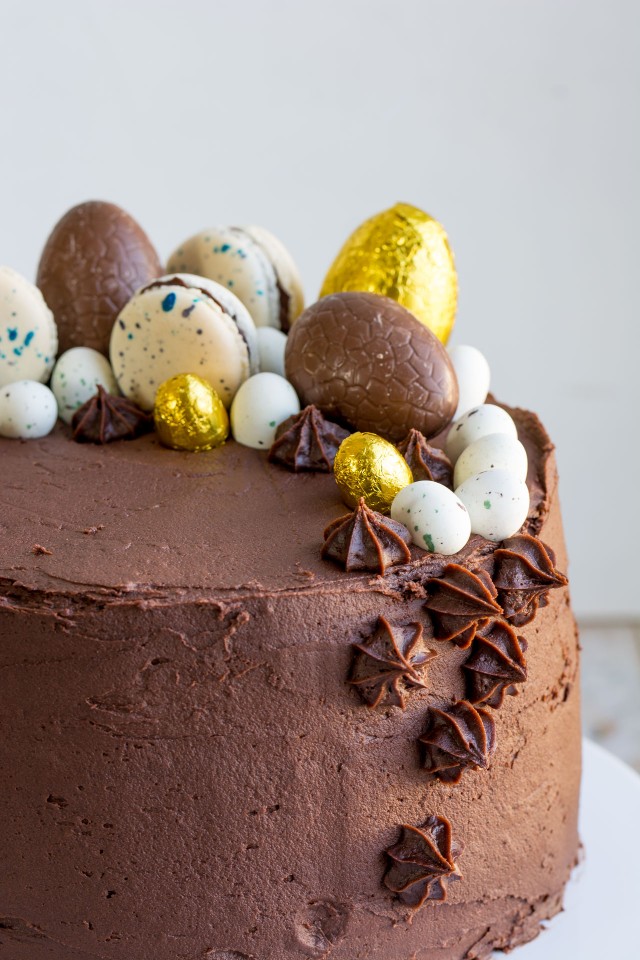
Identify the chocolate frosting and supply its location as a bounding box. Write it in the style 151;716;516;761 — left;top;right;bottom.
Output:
71;386;153;444
349;616;436;709
268;404;350;472
419;700;496;784
464;620;528;708
493;534;568;626
384;815;463;909
397;427;453;486
424;563;503;648
321;498;412;573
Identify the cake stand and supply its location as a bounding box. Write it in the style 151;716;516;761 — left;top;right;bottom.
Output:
513;738;640;958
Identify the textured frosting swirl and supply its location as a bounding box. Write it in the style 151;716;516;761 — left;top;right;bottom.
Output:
384;815;463;909
423;564;503;648
268;404;350;472
464;620;528;709
322;498;412;573
397;428;453;487
71;386;153;444
493;534;568;626
349;616;436;710
419;700;496;784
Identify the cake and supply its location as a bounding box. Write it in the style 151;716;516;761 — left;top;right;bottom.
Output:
0;202;581;960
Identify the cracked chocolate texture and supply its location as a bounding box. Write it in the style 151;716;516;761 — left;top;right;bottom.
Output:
268;404;350;472
384;814;463;909
322;498;411;574
349;616;436;710
419;700;496;784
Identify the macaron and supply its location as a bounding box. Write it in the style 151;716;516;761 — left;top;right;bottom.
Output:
110;273;258;411
167;226;304;331
0;266;58;388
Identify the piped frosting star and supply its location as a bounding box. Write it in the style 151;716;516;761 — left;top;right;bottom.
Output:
268;404;350;472
423;564;503;648
384;815;463;909
349;617;436;709
493;534;568;626
322;499;412;574
463;620;527;709
397;428;453;487
419;700;496;784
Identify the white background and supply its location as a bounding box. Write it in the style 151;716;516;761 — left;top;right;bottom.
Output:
1;0;638;617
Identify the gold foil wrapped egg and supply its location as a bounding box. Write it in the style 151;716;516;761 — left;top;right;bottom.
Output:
154;373;229;452
334;432;413;513
320;202;457;344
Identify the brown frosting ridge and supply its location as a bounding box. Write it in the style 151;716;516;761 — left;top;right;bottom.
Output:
71;386;153;444
349;616;436;709
384;815;463;909
418;699;496;784
464;619;528;708
493;533;568;626
397;427;453;487
268;404;350;472
423;563;503;648
322;498;411;573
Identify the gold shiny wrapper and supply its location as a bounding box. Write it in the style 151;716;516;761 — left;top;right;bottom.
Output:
319;202;457;344
334;432;413;513
154;373;229;452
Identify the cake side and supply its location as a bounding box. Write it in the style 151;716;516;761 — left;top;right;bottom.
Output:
0;410;580;960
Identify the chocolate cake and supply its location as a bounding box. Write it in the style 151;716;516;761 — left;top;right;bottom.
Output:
0;405;580;959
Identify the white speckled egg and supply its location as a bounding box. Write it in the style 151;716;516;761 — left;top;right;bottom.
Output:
230;372;300;449
453;432;528;489
445;404;517;463
0;380;58;439
0;266;58;388
448;344;491;419
51;347;119;424
256;327;287;376
391;480;471;555
455;469;530;542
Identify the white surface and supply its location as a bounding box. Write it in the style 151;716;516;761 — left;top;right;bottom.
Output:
0;1;638;614
514;739;640;958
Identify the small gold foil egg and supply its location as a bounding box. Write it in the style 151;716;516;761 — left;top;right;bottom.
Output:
319;202;457;344
154;373;229;452
334;432;413;513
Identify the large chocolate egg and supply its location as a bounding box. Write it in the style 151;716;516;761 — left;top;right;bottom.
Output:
320;202;457;343
285;292;458;442
37;201;163;356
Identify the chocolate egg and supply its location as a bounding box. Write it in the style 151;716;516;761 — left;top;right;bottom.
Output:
320;203;457;343
37;201;163;356
285;292;458;443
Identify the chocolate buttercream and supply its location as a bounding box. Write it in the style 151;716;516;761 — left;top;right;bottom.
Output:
464;620;528;708
349;616;436;709
322;498;412;573
419;700;496;784
424;563;502;648
268;404;350;472
384;815;463;909
493;534;568;626
71;386;153;444
397;427;454;486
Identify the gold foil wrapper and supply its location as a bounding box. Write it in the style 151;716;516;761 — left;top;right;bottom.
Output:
334;432;413;513
154;373;229;452
320;202;457;344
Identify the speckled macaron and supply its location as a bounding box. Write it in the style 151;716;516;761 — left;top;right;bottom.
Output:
167;226;304;331
109;273;258;411
0;266;58;388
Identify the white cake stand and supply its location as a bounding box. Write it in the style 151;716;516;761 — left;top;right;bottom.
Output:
512;739;640;958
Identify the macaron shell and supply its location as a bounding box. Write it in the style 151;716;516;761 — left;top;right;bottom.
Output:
110;282;252;410
0;266;58;388
167;227;279;328
244;225;305;329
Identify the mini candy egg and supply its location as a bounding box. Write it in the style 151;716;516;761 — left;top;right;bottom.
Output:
154;373;229;452
320;203;457;343
453;433;528;489
167;226;304;331
110;273;258;411
230;372;300;449
448;344;491;419
256;327;287;376
455;469;530;542
51;347;119;424
0;266;58;388
391;480;471;555
37;201;162;355
445;404;518;464
0;380;58;439
333;431;413;513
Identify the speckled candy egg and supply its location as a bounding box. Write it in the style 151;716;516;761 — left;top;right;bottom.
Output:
51;347;119;424
110;274;258;411
0;266;58;388
256;327;287;376
453;432;528;489
448;344;491;419
455;469;530;542
37;201;163;355
230;372;300;449
445;404;517;463
285;292;458;443
391;480;471;555
0;380;58;439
